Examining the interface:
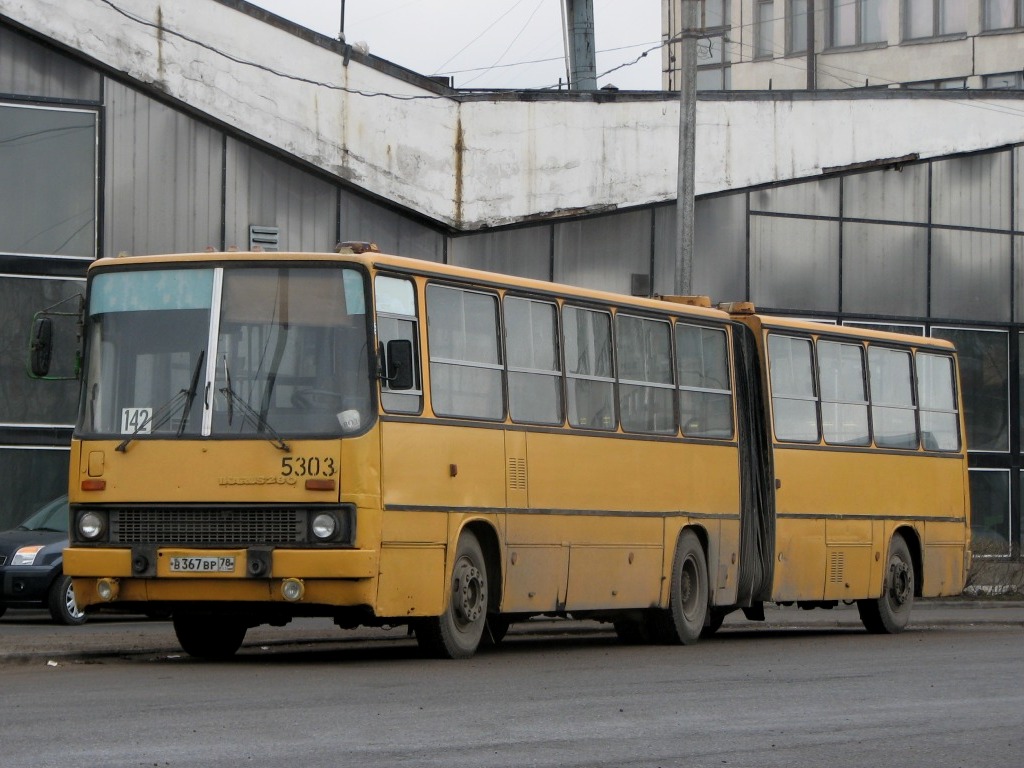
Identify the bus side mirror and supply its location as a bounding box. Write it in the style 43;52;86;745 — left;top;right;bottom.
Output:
383;339;415;390
29;317;53;378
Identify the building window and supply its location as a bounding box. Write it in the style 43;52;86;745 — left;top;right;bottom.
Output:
984;72;1024;89
905;77;967;89
932;328;1008;453
0;104;97;257
904;0;966;39
830;0;887;47
695;0;731;91
787;0;809;53
983;0;1024;30
755;0;776;58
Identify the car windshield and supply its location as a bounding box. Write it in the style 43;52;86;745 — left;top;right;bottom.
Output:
79;264;374;441
18;496;69;532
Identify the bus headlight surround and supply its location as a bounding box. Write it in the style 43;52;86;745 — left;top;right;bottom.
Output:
311;512;337;541
78;511;106;541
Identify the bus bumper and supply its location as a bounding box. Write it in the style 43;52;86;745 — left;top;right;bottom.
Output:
65;546;378;609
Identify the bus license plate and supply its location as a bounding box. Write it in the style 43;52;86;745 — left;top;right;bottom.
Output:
169;556;235;573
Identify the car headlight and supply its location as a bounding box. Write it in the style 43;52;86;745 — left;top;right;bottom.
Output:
311;512;337;541
78;511;106;541
12;545;43;566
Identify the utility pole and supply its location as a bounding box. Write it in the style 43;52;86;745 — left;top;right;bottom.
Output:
565;0;597;90
674;0;700;296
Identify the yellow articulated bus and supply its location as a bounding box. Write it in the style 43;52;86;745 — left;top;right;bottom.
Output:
33;245;970;659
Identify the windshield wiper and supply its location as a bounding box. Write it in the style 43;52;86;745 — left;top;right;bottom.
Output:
116;351;205;452
219;381;291;452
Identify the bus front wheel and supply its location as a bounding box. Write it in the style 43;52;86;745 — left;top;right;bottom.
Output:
173;613;247;659
858;533;915;634
652;529;708;645
416;530;488;659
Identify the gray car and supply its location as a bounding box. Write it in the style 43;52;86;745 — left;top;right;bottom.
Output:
0;495;86;625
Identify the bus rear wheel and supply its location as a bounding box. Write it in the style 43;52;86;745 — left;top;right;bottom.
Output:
858;533;915;634
416;530;488;659
651;529;708;645
173;613;248;659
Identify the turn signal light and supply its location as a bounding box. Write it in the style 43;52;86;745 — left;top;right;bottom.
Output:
81;479;107;491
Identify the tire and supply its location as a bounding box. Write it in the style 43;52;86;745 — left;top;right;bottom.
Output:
173;614;247;659
416;530;488;659
48;574;87;626
650;529;709;645
701;607;729;638
0;604;7;619
481;614;511;647
613;617;654;644
858;533;915;635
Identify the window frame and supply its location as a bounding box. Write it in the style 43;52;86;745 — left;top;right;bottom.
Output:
615;312;676;435
503;294;565;427
676;322;734;440
767;333;821;444
563;304;617;431
828;0;887;48
902;0;967;41
816;339;870;447
375;274;424;416
425;282;505;422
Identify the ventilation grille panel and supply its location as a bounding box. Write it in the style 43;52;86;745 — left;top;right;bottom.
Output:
507;458;527;491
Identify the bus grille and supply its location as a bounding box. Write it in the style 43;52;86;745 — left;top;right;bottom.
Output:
109;507;306;546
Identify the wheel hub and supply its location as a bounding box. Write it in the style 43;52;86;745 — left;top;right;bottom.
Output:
887;559;911;607
452;561;485;624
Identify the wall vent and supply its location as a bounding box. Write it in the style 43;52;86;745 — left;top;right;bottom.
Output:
249;225;280;252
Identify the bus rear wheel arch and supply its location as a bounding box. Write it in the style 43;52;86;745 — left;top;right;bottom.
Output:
857;532;916;634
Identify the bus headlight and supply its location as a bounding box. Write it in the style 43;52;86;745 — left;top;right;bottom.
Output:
78;511;106;541
311;513;337;541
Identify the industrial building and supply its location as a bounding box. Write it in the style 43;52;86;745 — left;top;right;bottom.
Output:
1;0;1022;564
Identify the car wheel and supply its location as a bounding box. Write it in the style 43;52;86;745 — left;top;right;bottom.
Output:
48;574;87;626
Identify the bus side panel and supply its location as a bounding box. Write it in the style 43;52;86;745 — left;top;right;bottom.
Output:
378;420;505;617
771;447;968;602
923;521;969;596
771;448;827;601
524;432;740;611
376;544;447;617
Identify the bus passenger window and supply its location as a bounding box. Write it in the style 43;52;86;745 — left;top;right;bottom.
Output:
916;352;960;451
564;306;616;430
767;334;819;443
375;276;422;415
426;284;504;420
504;297;563;425
617;315;675;435
868;347;918;449
676;324;733;438
817;340;869;446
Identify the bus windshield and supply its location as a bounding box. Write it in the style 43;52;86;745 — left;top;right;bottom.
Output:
79;264;372;441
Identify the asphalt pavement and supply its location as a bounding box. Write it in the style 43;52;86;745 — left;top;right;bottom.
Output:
2;597;1022;664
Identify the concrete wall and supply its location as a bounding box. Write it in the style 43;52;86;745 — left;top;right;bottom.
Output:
3;0;1022;233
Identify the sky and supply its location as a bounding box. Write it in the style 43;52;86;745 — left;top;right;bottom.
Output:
245;0;664;90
